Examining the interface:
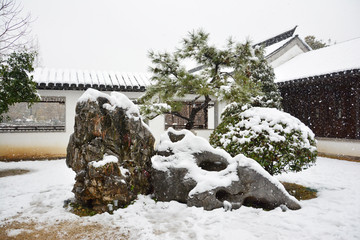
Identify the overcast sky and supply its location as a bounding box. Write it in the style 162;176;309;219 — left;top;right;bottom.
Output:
20;0;360;73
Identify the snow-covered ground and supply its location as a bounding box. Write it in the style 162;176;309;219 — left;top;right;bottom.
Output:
0;157;359;240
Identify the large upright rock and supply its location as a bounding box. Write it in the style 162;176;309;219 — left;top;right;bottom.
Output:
66;89;154;212
152;128;301;211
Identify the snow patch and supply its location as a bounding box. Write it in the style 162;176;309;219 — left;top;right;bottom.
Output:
6;229;33;237
0;157;359;239
119;166;130;176
90;154;118;168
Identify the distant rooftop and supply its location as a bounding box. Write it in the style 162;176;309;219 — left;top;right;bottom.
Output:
274;37;360;82
33;68;152;91
188;26;299;73
253;26;298;48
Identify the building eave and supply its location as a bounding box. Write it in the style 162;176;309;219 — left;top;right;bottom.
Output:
276;68;360;86
253;26;298;48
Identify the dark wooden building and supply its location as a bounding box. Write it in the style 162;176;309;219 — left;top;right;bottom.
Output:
274;37;360;159
278;69;360;140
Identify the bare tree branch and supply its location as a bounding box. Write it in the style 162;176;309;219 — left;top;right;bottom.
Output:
0;0;32;56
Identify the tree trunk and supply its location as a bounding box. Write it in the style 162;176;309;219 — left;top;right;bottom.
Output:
185;120;194;130
185;95;211;130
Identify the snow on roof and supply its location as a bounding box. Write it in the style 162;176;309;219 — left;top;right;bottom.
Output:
274;37;360;82
264;35;311;58
264;37;292;57
33;68;152;92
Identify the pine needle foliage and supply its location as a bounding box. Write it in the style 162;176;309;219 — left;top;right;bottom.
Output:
139;30;276;130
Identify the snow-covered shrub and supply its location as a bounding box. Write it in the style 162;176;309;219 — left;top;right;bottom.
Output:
221;95;282;123
210;107;317;175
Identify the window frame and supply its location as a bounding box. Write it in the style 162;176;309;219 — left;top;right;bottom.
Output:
0;96;66;133
164;102;209;130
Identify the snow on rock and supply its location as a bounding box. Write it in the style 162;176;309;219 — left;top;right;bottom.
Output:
67;88;155;212
77;88;141;120
151;128;301;211
119;166;130;177
89;154;118;168
152;128;239;194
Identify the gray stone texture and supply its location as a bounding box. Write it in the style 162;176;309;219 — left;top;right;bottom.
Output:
66;94;154;212
152;131;301;211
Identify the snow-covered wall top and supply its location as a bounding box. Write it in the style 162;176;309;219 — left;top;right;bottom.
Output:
33;68;152;92
274;38;360;82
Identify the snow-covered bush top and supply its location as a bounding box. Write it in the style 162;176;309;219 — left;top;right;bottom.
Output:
152;128;291;197
210;107;317;175
222;107;316;151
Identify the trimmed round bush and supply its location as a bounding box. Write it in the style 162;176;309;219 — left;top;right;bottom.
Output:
210;107;317;175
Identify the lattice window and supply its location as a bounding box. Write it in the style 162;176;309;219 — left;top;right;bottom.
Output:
0;96;66;132
165;102;208;129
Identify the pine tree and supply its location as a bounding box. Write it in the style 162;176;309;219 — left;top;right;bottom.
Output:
304;35;329;50
139;30;279;130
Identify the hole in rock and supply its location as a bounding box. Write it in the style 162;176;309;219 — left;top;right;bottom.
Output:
216;190;231;202
215;189;244;203
243;196;274;210
199;160;227;171
168;132;185;142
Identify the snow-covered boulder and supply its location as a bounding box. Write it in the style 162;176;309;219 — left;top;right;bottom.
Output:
152;128;301;211
66;89;155;212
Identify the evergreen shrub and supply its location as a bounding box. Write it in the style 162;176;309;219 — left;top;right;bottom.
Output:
210;107;317;175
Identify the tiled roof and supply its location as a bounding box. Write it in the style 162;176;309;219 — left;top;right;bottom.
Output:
277;69;360;86
33;68;152;92
253;26;297;48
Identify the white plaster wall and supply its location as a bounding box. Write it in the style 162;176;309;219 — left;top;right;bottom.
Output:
217;101;228;125
0;90;79;159
7;89;360;160
0;90;145;160
148;115;165;144
317;138;360;158
0;89;222;160
270;45;304;68
207;105;215;129
194;130;213;140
